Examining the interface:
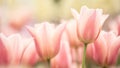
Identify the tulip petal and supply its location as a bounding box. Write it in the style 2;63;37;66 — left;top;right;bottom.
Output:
51;41;72;68
50;23;66;58
21;41;39;65
65;20;83;47
71;8;80;21
82;10;97;43
0;37;8;65
107;36;120;65
94;32;107;65
87;43;96;61
26;25;46;60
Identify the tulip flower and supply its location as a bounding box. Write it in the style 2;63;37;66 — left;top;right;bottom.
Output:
71;6;108;44
51;40;72;68
0;33;34;66
62;19;83;48
26;22;66;61
1;7;33;36
71;6;108;68
62;19;83;68
21;41;39;66
0;36;8;65
87;31;120;68
9;7;33;30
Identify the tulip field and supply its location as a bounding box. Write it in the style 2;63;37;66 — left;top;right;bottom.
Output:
0;0;120;68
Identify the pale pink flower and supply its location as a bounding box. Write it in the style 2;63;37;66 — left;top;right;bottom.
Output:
21;41;39;65
0;33;37;65
62;19;83;47
9;7;33;30
1;7;33;37
87;31;120;67
71;6;108;43
0;37;8;65
51;40;72;68
26;22;66;61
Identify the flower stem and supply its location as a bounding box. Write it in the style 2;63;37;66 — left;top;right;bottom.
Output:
102;66;108;68
82;43;87;68
47;59;50;68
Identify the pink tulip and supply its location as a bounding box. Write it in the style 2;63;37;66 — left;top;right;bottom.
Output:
9;7;33;30
1;7;33;36
87;31;120;67
21;41;39;66
51;40;72;68
71;6;108;43
62;19;83;47
0;33;36;65
0;36;8;65
26;22;66;61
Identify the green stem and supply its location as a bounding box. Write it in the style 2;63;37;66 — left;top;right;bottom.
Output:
102;66;108;68
47;59;50;68
82;43;87;68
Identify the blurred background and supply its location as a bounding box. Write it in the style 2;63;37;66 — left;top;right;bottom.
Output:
0;0;120;22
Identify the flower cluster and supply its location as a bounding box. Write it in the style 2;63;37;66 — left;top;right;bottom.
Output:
0;6;120;68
